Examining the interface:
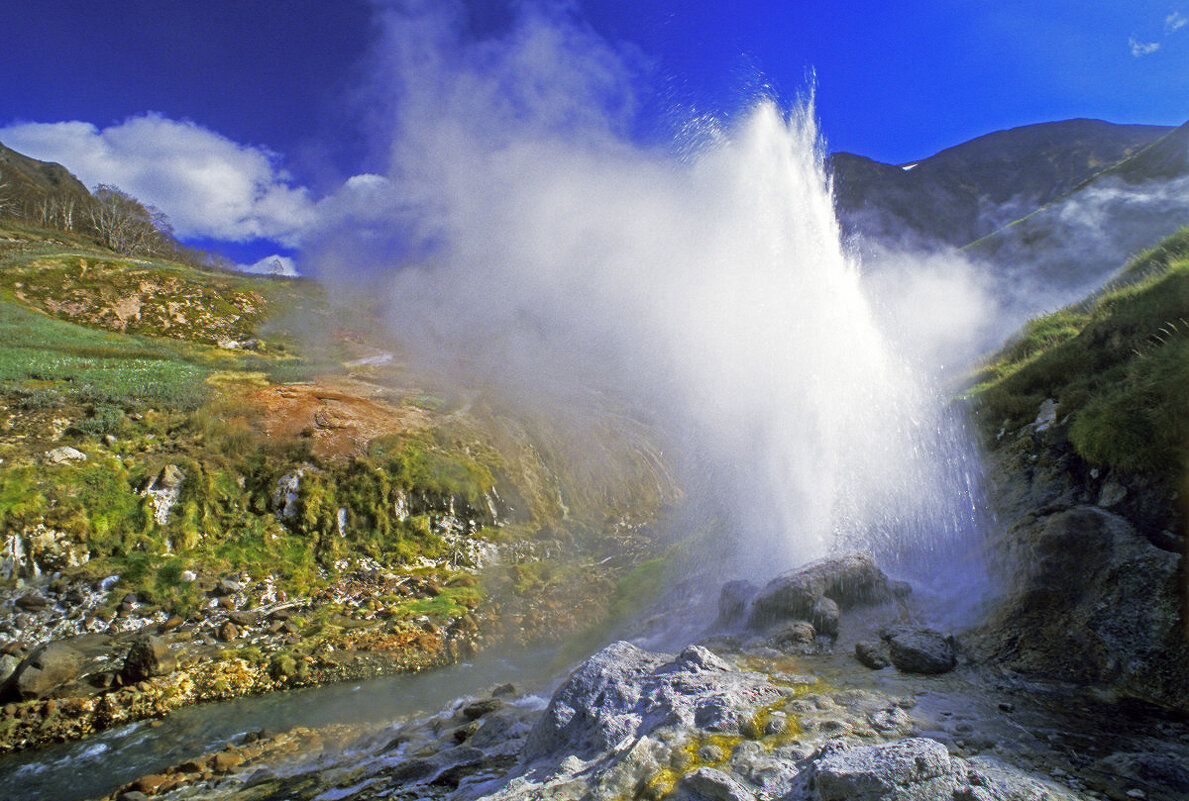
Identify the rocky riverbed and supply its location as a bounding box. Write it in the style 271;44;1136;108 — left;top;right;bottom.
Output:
76;553;1189;801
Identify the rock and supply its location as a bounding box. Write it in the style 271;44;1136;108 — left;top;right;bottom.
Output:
676;766;757;801
746;552;893;628
132;774;170;794
1032;398;1058;432
963;755;1085;801
1095;752;1189;794
973;506;1189;711
769;620;816;648
1;641;84;701
14;593;49;611
855;641;891;670
157;464;185;489
523;641;789;762
461;698;503;720
812;738;958;801
117;792;151;801
121;635;177;683
179;570;197;583
811;597;840;637
0;654;19;685
45;446;87;464
884;628;956;674
718;580;758;626
212;749;244;772
218;622;239;641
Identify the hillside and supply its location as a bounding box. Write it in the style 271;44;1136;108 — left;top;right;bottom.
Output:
830;118;1171;250
0;217;677;751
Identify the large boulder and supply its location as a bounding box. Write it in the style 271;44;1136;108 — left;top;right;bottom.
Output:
523;641;791;763
972;505;1189;711
1;641;84;701
745;552;894;629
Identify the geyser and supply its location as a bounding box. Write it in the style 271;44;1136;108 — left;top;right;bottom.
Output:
317;4;989;598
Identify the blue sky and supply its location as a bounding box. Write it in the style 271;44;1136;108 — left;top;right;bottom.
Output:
1;0;1186;264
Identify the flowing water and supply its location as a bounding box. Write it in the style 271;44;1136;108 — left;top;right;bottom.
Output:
0;646;560;801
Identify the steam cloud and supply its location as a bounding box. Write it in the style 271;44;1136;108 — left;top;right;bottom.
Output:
310;1;990;583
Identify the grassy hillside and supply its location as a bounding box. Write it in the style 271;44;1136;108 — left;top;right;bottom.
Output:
971;224;1189;475
0;221;675;618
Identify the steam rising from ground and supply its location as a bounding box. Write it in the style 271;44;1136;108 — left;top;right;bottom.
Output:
313;3;989;589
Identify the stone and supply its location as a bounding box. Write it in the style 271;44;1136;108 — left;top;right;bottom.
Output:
962;755;1085;801
812;738;958;801
157;464;185;489
218;622;239;641
747;552;893;628
212;750;244;772
676;766;757;801
769;620;816;648
14;593;49;611
45;446;87;464
0;654;19;685
132;774;170;794
855;641;891;670
885;628;956;674
811;596;840;637
718;580;758;626
1;641;84;701
522;641;788;762
121;635;177;683
461;698;503;720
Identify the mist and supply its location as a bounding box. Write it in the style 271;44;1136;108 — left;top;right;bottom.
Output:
307;1;992;590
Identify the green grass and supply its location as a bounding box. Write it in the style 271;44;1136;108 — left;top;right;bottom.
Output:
973;227;1189;475
0;300;212;410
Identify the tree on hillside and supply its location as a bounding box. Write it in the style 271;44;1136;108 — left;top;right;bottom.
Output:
88;184;173;256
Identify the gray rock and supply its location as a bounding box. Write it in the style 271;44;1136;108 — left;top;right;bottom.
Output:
1;641;84;700
973;506;1189;711
811;596;840;637
885;628;956;675
0;653;19;685
769;620;816;648
157;464;185;489
747;552;893;628
962;755;1085;801
812;738;958;801
121;635;177;683
523;641;789;762
718;580;758;626
1095;751;1189;794
855;640;891;670
676;766;756;801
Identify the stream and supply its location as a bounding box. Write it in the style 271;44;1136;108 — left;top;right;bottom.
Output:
0;644;563;801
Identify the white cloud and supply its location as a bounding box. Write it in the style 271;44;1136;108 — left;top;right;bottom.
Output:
1165;11;1188;34
1129;35;1161;56
0;113;317;246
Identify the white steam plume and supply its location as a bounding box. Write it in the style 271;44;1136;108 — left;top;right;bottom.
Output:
311;2;989;585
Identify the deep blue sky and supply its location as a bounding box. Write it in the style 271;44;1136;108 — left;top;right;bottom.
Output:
1;0;1186;261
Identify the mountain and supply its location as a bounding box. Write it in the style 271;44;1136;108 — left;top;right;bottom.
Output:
0;140;92;220
830;118;1173;250
964;120;1189;297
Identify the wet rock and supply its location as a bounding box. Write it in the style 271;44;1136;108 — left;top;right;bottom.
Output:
676;766;757;801
461;698;503;720
1095;751;1189;794
884;627;956;675
769;620;817;648
974;505;1189;711
718;580;759;626
117;792;151;801
0;654;19;685
812;737;958;801
855;641;891;670
963;755;1085;801
746;552;893;628
523;641;789;762
121;635;177;683
218;622;239;641
811;597;840;637
1;640;84;700
157;464;185;489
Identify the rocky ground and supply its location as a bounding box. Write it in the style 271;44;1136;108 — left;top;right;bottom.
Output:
0;552;625;753
83;554;1189;801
